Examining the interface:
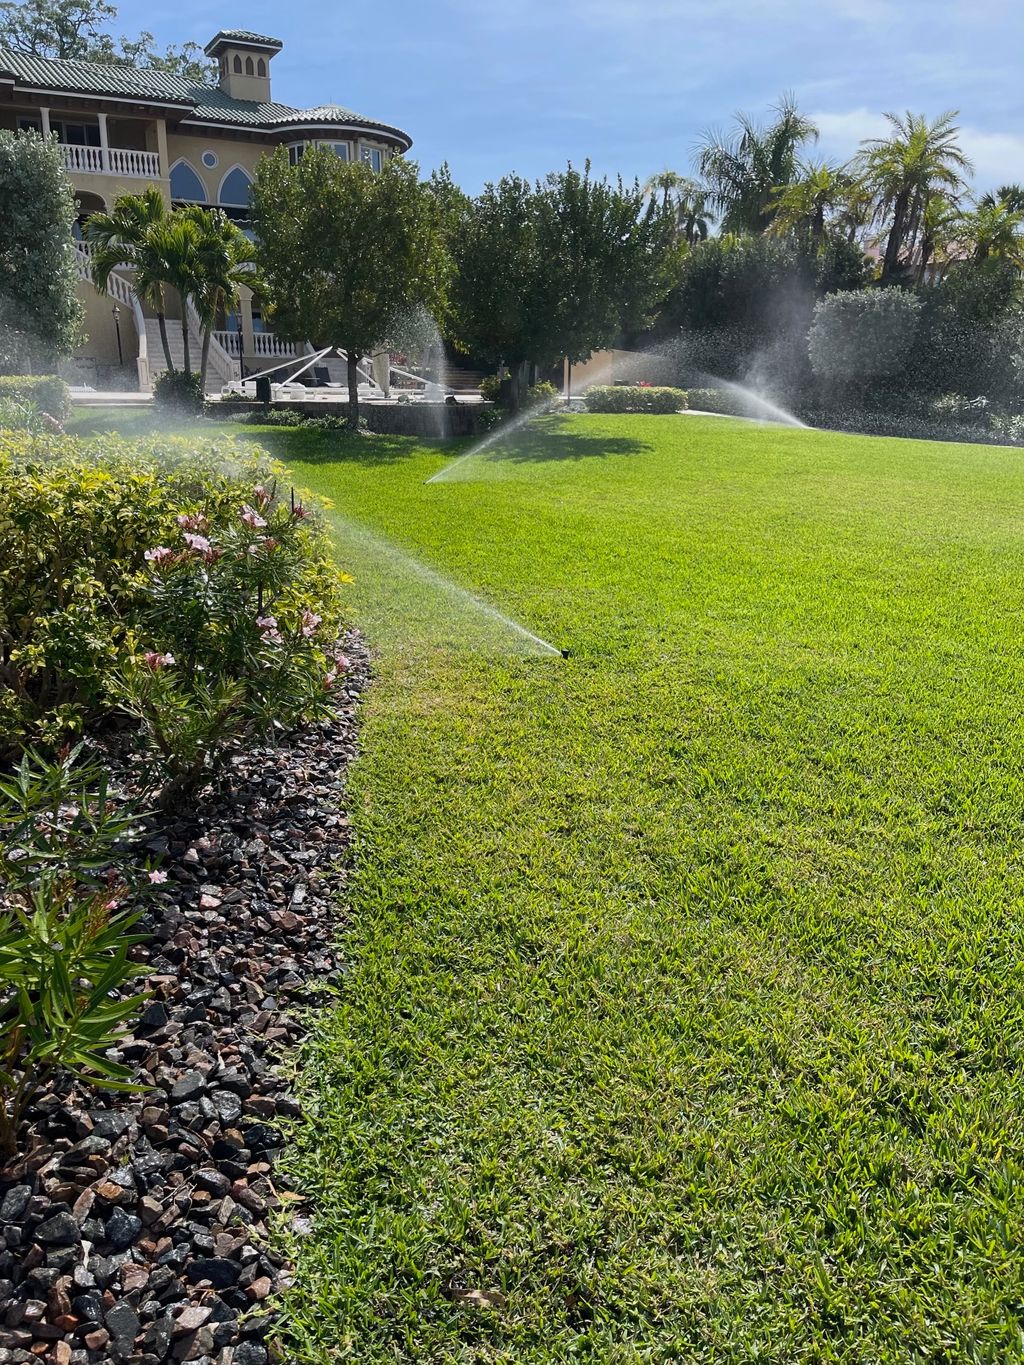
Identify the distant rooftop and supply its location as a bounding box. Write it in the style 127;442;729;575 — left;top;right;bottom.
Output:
204;30;284;56
0;43;412;147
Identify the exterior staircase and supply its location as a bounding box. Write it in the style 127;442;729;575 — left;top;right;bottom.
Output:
145;316;238;387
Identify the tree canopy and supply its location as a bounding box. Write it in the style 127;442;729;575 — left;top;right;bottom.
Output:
0;130;82;372
449;164;675;405
251;149;451;425
0;0;215;82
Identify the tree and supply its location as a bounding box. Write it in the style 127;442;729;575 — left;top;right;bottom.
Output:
695;95;818;235
177;205;255;391
450;164;675;408
251;149;451;428
979;184;1024;214
643;171;710;245
87;188;203;375
856;111;972;282
0;0;214;81
0;130;82;372
768;161;861;251
957;200;1024;267
808;287;922;388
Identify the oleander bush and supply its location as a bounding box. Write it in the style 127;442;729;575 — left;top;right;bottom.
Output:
0;432;347;799
684;387;746;415
584;385;688;414
0;375;70;423
0;745;151;1158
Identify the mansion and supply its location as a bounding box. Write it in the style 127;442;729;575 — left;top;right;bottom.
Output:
0;29;412;388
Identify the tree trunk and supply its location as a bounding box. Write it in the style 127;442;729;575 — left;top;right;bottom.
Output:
346;349;360;430
881;191;909;282
157;312;174;374
507;360;528;413
200;325;212;394
180;293;192;376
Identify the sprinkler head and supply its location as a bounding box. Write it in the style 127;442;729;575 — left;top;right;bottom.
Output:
560;648;572;659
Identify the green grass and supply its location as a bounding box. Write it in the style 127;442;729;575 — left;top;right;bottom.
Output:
86;410;1024;1359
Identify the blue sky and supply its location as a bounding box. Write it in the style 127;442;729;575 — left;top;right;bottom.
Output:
131;0;1023;195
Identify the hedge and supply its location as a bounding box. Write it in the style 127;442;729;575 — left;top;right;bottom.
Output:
685;388;751;416
584;385;688;414
0;375;70;422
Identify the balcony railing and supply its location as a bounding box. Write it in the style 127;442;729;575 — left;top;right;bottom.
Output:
61;144;161;178
214;331;299;359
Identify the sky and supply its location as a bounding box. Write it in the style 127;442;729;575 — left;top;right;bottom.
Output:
128;0;1024;196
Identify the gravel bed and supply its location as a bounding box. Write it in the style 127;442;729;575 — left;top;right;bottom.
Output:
0;634;369;1364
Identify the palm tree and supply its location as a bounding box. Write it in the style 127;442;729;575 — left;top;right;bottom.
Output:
979;184;1024;214
695;94;818;235
856;111;973;282
642;170;710;245
917;194;962;281
957;199;1024;267
768;161;859;249
178;204;255;390
86;188;177;373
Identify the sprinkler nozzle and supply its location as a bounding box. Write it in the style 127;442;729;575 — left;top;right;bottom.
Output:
560;648;572;659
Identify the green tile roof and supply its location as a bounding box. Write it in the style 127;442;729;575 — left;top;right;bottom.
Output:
206;29;283;50
0;46;411;146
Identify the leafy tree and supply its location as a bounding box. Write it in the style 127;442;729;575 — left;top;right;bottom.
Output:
696;95;818;235
0;0;214;81
856;111;972;282
451;164;675;408
0;130;82;372
643;171;710;245
979;184;1024;214
957;200;1024;267
251;149;451;427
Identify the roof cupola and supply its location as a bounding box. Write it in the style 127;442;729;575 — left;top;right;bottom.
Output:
204;29;282;103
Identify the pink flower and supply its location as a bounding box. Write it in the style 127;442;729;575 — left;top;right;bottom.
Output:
292;503;309;520
256;615;283;645
332;652;350;672
323;670;338;691
176;512;207;531
148;869;168;884
203;547;225;565
241;505;267;529
145;546;175;567
183;532;212;555
104;897;119;911
253;484;271;508
143;651;175;670
301;609;322;638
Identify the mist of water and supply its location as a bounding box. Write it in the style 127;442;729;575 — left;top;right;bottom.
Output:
691;372;807;427
321;506;561;657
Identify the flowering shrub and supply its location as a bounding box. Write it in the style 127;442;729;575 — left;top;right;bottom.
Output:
584;385;688;414
108;481;346;804
0;433;346;780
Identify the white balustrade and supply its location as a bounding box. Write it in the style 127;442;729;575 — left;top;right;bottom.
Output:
61;144;161;178
214;331;243;356
252;332;298;358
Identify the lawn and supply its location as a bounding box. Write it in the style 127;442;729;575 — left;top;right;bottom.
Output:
82;411;1024;1359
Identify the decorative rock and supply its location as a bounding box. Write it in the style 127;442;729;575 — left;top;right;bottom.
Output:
34;1213;80;1247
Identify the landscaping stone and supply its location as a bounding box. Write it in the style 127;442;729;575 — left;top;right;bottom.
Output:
0;633;367;1363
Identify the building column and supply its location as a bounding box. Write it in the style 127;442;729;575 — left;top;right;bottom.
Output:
97;111;110;172
154;119;171;203
40;107;51;139
238;286;256;377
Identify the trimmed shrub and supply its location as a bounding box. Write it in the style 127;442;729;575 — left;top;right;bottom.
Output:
153;368;205;414
0;433;345;796
685;388;748;416
584;385;688;414
479;374;502;405
0;375;70;422
809;288;922;384
929;393;991;427
526;381;560;407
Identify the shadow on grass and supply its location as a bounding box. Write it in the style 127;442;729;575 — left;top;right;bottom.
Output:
239;426;435;467
480;414;653;465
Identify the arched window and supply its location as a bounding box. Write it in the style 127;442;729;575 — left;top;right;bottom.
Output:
257;58;266;77
245;56;254;75
233;54;242;73
219;165;253;207
169;159;207;203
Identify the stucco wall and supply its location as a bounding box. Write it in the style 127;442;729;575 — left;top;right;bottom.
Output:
75;279;139;366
